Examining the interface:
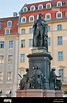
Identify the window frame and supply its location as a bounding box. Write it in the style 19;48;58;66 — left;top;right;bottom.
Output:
23;7;28;12
8;55;13;64
5;29;10;34
29;16;34;22
29;39;33;47
57;1;62;7
0;55;4;63
38;4;43;10
0;41;4;48
57;24;62;30
20;54;25;63
30;6;35;11
21;40;25;48
48;37;51;46
29;28;33;34
7;71;12;81
0;72;3;81
9;41;13;48
58;69;64;77
58;51;63;61
58;36;62;45
21;29;25;34
45;13;51;20
56;12;62;19
7;21;12;27
46;3;51;9
21;17;26;23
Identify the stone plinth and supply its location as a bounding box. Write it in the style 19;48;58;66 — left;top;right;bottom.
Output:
16;89;63;97
26;89;44;97
16;90;27;97
55;90;63;97
27;47;53;90
43;90;55;97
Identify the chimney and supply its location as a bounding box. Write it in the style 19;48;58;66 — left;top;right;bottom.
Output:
13;12;17;17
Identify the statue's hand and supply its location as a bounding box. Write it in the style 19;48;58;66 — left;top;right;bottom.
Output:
59;75;61;77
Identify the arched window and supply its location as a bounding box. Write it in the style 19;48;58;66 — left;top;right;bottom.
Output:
23;7;28;12
21;17;26;23
45;13;51;20
57;1;62;7
46;3;51;9
30;6;35;11
56;12;62;19
29;16;34;22
38;4;43;10
7;21;12;27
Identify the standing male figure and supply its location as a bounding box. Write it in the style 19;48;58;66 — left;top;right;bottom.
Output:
33;13;48;50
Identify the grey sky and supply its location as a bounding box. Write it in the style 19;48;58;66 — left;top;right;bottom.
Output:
0;0;49;18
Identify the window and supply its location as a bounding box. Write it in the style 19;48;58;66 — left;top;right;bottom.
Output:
29;16;34;22
0;55;4;63
59;69;64;76
21;29;25;34
38;5;43;10
9;41;13;48
7;21;12;27
23;7;28;12
57;24;62;30
56;12;62;19
48;26;50;32
48;37;50;46
20;54;25;62
45;13;51;20
58;51;63;61
29;39;33;47
21;40;25;48
8;55;13;64
57;1;62;7
0;24;2;30
7;72;12;81
21;17;26;23
0;41;4;48
0;72;3;81
58;36;62;45
46;3;51;9
5;29;10;34
29;28;33;34
30;6;35;11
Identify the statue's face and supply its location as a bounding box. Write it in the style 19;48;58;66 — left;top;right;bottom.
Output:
39;14;43;19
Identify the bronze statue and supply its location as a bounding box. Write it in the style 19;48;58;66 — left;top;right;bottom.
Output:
19;68;29;89
33;13;48;50
49;67;62;90
29;65;45;89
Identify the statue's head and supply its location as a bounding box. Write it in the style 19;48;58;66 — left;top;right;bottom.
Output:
52;67;56;71
38;13;43;19
34;65;38;69
26;68;29;72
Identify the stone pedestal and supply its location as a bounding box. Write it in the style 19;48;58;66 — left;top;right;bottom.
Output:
55;90;63;97
27;47;53;90
16;89;63;97
43;90;55;97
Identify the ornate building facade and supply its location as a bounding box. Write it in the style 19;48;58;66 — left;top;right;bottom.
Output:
0;15;19;96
